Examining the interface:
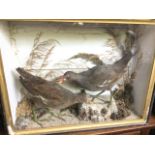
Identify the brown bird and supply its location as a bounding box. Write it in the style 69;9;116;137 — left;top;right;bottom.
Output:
58;30;137;100
16;68;87;110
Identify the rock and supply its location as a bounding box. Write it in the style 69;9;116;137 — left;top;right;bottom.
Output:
15;116;31;130
79;108;88;121
110;101;130;120
101;108;108;116
78;103;104;122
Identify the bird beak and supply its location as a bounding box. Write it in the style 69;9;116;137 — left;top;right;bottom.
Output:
56;76;66;84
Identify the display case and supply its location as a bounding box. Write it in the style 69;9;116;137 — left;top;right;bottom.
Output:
0;20;155;134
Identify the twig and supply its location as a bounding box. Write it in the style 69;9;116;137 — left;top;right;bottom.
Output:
26;32;42;69
31;106;43;127
39;45;55;71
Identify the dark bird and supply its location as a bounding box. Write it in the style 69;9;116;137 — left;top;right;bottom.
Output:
16;68;87;110
58;30;137;100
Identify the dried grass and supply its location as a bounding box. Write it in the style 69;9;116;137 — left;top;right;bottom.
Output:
16;98;32;118
25;32;59;77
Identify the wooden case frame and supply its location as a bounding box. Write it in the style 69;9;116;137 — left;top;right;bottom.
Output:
0;19;155;135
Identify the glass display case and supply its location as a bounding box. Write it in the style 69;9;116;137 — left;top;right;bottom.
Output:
0;20;154;134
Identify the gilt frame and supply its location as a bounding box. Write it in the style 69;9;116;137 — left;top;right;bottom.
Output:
0;19;155;135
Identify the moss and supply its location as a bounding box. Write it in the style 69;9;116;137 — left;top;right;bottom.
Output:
111;81;133;120
113;82;134;106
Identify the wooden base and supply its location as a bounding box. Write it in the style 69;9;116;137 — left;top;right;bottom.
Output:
57;115;155;135
0;116;155;135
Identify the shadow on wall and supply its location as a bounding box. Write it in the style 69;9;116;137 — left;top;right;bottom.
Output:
150;87;155;135
0;91;8;135
151;87;155;115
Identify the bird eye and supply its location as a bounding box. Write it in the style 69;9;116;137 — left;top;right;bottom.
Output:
64;72;72;80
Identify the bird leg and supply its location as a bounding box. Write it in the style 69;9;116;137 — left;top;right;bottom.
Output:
91;86;113;105
91;85;111;102
91;89;107;101
89;95;107;103
108;89;113;107
31;106;43;127
44;107;66;122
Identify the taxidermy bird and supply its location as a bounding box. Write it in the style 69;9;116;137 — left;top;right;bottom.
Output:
58;30;137;101
16;68;87;110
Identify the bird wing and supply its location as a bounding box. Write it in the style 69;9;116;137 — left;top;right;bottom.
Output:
80;66;98;77
80;63;108;76
24;79;58;96
19;76;72;102
19;77;41;96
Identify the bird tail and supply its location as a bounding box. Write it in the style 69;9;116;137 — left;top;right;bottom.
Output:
16;67;45;84
16;67;35;80
126;30;137;55
19;76;30;89
120;30;137;61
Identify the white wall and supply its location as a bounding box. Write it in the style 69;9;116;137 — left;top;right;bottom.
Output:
132;25;155;116
0;21;21;123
